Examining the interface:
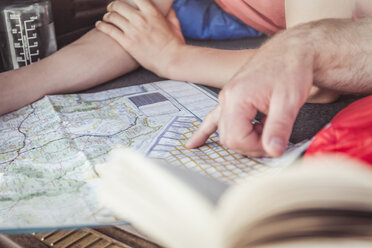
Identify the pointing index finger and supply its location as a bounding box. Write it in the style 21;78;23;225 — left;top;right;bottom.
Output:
186;106;220;149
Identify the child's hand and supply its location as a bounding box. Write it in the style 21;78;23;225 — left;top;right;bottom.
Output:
96;0;185;77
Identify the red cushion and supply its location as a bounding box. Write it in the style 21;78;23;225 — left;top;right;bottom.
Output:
305;95;372;165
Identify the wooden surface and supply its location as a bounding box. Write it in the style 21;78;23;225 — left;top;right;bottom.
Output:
0;226;161;248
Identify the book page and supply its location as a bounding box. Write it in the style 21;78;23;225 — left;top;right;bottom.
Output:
217;157;372;248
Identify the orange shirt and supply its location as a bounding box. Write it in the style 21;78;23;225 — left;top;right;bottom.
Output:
215;0;286;35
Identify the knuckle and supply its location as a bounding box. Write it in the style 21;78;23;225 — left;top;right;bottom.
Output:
135;15;147;27
151;9;162;18
219;82;242;102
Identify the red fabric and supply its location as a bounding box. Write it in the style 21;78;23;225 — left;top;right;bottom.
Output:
215;0;286;35
305;95;372;166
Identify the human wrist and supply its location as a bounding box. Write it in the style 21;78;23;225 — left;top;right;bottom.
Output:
290;19;347;88
274;23;317;74
156;42;186;79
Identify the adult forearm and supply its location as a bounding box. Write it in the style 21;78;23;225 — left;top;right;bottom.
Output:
284;18;372;94
166;45;256;88
311;18;372;93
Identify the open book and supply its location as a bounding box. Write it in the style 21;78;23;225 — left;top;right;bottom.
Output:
98;149;372;248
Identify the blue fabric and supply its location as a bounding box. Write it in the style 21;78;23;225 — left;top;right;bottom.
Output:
172;0;262;40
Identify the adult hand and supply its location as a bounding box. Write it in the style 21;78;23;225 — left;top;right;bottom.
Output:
187;31;315;157
95;0;185;77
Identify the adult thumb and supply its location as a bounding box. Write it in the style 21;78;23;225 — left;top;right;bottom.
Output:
262;94;301;157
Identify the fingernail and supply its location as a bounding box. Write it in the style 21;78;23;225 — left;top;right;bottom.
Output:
185;139;193;148
95;21;101;27
269;137;286;156
107;2;114;10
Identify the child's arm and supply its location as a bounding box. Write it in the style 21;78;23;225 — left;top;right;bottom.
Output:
0;0;174;116
0;30;137;116
160;46;256;89
96;0;256;89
